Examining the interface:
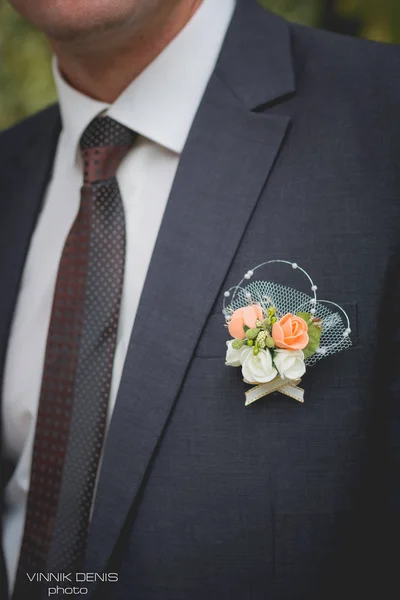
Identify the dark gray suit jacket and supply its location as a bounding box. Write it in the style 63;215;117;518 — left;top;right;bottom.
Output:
1;1;400;598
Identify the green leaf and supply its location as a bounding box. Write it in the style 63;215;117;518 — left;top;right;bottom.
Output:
296;312;313;325
245;328;261;340
297;312;322;359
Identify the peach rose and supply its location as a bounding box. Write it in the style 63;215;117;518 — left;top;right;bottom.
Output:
272;313;309;350
228;304;263;339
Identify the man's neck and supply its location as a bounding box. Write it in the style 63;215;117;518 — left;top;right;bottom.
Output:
51;0;202;103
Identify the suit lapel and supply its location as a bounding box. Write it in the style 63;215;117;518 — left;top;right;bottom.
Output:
0;106;61;393
0;111;60;600
85;1;295;581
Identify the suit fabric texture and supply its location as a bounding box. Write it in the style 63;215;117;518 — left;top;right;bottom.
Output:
1;1;400;598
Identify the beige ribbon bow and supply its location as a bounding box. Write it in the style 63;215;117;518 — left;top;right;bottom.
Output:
244;377;304;406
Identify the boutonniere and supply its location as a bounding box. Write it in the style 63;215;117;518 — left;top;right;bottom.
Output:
223;260;352;406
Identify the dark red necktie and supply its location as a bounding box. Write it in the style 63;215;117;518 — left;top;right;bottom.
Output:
13;116;135;599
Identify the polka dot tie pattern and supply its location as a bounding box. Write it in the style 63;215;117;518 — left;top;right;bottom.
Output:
13;116;135;600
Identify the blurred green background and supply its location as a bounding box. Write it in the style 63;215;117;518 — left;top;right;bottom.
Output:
1;0;399;130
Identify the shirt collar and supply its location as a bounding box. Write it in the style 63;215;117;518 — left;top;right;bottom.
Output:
54;0;235;158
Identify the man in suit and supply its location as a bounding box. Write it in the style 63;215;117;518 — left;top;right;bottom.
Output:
1;0;399;598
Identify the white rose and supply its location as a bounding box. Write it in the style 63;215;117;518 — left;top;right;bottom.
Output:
241;348;277;383
225;340;252;367
273;349;306;380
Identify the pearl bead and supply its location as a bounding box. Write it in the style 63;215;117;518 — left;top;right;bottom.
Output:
292;262;298;269
311;285;318;291
224;291;230;297
310;308;316;315
310;298;317;305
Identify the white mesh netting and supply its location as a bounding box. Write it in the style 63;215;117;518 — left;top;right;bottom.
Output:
223;280;352;367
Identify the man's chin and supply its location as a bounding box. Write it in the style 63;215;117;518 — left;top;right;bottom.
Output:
9;0;143;43
44;18;132;45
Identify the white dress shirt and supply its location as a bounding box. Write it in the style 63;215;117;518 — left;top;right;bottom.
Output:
2;0;235;589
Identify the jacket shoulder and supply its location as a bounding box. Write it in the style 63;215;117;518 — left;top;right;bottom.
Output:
289;21;400;90
0;104;60;157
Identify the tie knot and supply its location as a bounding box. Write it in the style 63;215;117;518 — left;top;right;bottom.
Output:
79;115;135;183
